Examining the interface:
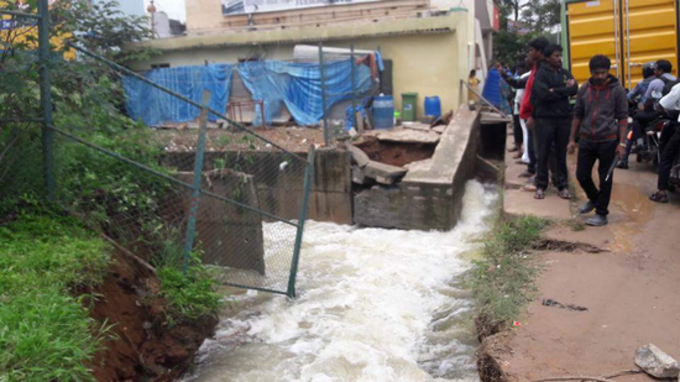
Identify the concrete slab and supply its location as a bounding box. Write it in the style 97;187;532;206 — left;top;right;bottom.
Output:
374;128;440;144
364;160;407;185
432;125;446;134
346;143;370;168
404;107;478;184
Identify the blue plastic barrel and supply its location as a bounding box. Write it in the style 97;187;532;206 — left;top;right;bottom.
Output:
424;96;442;118
481;69;502;108
372;95;395;129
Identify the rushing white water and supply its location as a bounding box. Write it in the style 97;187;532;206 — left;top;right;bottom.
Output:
185;181;498;382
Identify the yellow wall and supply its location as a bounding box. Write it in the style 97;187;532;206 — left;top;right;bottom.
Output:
131;13;471;118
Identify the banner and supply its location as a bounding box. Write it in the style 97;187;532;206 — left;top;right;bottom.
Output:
222;0;376;16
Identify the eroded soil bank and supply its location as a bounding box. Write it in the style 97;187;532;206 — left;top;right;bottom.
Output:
88;249;218;381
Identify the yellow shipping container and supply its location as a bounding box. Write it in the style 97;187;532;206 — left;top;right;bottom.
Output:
564;0;678;90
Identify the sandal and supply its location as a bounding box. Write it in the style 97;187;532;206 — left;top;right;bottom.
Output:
650;192;669;204
558;189;572;200
534;189;546;200
521;183;537;192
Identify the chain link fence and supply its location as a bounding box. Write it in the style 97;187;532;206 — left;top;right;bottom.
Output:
46;120;312;296
0;18;315;297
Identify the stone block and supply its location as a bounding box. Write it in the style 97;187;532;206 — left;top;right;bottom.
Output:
364;160;408;180
374;128;440;144
177;170;265;275
346;143;371;168
635;344;680;379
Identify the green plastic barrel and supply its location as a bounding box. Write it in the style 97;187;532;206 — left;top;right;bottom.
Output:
402;92;418;122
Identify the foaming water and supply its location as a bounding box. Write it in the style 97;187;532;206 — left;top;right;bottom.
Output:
184;181;498;382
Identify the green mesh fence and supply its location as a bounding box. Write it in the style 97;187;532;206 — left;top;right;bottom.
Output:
47;121;313;297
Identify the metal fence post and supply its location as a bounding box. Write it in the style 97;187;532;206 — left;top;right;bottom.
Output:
350;43;357;130
38;0;54;200
318;43;329;146
287;145;315;298
183;90;211;274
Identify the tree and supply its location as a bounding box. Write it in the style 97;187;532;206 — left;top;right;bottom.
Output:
496;0;530;23
521;0;561;33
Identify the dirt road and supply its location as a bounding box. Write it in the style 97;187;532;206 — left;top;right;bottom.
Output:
499;141;680;381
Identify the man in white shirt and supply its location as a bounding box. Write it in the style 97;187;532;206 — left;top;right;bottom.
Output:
650;82;680;203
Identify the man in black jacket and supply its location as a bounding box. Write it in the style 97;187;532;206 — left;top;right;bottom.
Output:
568;55;628;226
530;44;578;200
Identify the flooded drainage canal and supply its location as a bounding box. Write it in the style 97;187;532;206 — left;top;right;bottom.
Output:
183;181;498;382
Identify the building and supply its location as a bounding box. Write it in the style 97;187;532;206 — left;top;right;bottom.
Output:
128;0;498;119
93;0;145;17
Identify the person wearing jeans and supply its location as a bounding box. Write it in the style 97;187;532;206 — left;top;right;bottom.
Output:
650;82;680;203
569;55;628;226
530;44;577;200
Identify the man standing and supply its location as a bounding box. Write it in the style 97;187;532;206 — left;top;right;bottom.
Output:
530;44;577;200
630;60;677;152
499;37;551;183
569;55;628;226
649;82;680;203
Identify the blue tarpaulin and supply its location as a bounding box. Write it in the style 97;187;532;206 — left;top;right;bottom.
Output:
237;59;373;125
122;64;234;126
122;59;373;126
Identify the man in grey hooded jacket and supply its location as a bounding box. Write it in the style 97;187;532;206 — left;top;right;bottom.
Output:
568;55;628;227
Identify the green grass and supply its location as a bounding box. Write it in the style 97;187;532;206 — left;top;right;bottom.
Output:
157;264;222;322
0;212;111;382
468;215;548;327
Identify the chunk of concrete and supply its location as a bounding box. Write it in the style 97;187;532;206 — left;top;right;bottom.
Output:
351;165;371;185
375;128;440;144
346;143;371;168
403;122;434;132
432;125;446;134
363;160;408;182
635;344;680;379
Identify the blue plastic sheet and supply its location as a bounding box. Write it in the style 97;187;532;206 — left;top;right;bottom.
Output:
237;59;373;125
122;64;234;126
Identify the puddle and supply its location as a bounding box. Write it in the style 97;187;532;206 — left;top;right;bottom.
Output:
609;183;656;253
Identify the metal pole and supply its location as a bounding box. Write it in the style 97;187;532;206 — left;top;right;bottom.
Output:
38;0;54;200
461;80;507;117
286;145;315;298
350;43;357;130
183;90;211;274
318;43;329;146
65;42;306;163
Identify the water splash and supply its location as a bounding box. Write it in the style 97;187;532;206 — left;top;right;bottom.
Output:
185;181;498;382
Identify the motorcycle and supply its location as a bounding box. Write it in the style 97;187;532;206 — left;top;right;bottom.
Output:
636;116;670;166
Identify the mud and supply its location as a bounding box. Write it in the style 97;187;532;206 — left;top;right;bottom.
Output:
87;249;218;381
352;136;437;167
533;239;607;254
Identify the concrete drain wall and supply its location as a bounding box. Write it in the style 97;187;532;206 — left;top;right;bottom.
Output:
164;149;353;225
353;107;481;231
163;106;484;232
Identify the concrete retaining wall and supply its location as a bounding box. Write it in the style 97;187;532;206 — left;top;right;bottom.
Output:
354;106;480;231
164;148;352;225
